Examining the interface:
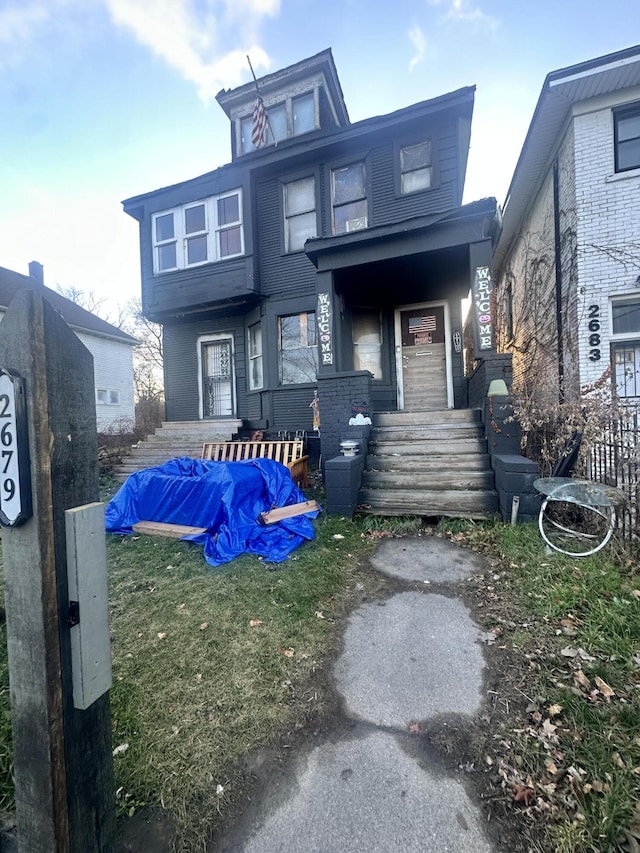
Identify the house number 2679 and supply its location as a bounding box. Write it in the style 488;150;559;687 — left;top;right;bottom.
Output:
588;305;601;362
0;369;32;528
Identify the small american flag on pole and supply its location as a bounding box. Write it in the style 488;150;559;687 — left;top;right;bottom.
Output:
251;96;267;149
408;315;437;334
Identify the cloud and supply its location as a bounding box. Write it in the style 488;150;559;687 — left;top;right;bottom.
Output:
105;0;279;101
428;0;498;28
408;25;427;72
0;0;78;70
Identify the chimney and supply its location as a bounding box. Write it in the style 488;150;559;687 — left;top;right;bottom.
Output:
28;260;44;286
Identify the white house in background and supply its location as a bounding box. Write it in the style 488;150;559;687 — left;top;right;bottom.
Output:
493;44;640;403
0;262;138;431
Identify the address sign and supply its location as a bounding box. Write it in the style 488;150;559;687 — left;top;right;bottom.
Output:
0;368;32;527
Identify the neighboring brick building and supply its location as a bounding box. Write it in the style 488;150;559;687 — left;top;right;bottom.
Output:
493;45;640;404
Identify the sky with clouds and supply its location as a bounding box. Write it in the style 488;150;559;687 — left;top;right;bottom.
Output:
1;0;639;317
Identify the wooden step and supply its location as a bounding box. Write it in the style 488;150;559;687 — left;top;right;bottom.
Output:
370;425;483;442
368;438;487;455
357;488;498;518
375;409;481;427
365;454;491;472
361;470;494;491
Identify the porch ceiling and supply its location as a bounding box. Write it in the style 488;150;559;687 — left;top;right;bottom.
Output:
333;245;469;307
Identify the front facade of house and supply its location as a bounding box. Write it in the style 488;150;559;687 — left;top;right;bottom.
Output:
493;45;640;404
124;50;497;446
0;263;137;432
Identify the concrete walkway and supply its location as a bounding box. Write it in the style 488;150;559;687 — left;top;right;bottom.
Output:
218;536;497;853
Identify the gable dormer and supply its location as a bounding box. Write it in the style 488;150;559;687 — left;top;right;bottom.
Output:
215;48;350;159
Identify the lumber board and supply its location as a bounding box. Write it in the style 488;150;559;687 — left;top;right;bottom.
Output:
132;521;207;538
259;500;319;525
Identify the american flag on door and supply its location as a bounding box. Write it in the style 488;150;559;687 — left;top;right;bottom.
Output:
408;315;437;334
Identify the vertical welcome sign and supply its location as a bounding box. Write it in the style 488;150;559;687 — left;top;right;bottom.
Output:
472;265;494;352
317;292;333;366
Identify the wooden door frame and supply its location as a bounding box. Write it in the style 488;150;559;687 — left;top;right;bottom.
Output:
197;333;237;420
394;300;454;410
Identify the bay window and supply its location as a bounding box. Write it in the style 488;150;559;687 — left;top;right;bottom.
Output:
152;190;243;273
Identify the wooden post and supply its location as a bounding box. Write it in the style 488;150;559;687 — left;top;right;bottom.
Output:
0;291;115;851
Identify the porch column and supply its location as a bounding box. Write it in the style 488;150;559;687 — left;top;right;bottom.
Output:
315;271;339;376
469;239;495;355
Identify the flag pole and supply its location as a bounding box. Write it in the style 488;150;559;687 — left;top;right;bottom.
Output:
246;55;277;147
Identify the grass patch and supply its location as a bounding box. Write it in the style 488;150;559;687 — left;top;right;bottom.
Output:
449;519;640;853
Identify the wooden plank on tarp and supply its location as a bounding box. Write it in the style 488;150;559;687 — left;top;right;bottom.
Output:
133;521;207;538
258;500;320;526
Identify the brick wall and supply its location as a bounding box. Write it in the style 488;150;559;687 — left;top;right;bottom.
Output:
317;371;373;467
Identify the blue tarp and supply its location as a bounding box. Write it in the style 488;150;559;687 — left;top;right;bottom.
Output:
105;457;320;566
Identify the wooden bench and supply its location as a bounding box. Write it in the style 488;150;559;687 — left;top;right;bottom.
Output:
201;439;309;488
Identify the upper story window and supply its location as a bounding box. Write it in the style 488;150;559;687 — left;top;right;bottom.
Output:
331;163;368;235
400;141;432;193
614;104;640;173
611;298;640;397
240;92;316;155
152;190;243;273
284;177;317;252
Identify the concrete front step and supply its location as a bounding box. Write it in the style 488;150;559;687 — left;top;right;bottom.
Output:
361;469;494;491
357;487;499;519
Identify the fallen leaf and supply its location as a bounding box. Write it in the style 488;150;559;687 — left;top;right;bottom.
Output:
513;784;535;806
541;719;558;738
157;632;166;640
249;619;263;628
332;534;345;540
594;675;615;698
195;673;202;683
315;611;325;620
545;758;559;775
574;669;591;690
577;647;596;662
166;564;174;571
112;743;129;756
631;590;640;599
408;721;420;733
199;622;209;630
548;703;563;717
561;646;579;658
216;784;224;795
278;647;295;657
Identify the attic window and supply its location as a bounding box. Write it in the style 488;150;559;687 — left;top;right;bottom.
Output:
239;91;317;154
614;104;640;173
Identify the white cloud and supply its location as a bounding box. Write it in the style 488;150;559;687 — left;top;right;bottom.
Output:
105;0;279;101
408;25;427;72
428;0;498;28
0;0;78;70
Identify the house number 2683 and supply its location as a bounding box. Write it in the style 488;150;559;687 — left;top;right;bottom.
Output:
588;305;601;362
0;369;32;528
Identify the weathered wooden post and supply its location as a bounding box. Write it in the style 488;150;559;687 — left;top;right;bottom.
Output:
0;290;115;851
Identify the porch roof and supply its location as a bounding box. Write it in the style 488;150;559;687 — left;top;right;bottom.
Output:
304;197;498;272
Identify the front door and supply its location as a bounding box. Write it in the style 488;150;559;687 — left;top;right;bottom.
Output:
201;337;235;418
395;303;451;411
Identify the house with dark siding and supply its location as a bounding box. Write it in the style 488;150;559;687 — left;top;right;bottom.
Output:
123;49;502;517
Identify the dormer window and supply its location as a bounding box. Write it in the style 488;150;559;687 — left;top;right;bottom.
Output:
239;91;317;154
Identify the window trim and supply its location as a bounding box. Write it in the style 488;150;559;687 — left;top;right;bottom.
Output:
614;103;640;174
277;310;318;386
283;175;318;253
395;137;439;197
247;321;264;391
151;189;244;274
330;160;369;236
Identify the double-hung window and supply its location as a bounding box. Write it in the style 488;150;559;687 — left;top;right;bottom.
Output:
331;163;368;235
611;299;640;397
352;307;382;378
152;190;243;273
284;177;316;252
614;104;640;173
278;312;317;385
400;141;432;193
248;323;263;390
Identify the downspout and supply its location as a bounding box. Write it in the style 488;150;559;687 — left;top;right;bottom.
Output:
552;160;565;402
